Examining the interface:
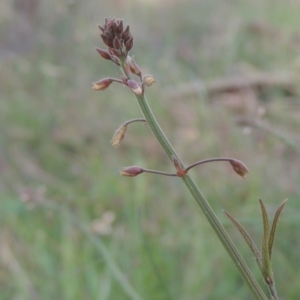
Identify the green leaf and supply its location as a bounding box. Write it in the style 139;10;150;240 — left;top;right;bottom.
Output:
268;199;288;260
259;199;272;284
224;210;262;270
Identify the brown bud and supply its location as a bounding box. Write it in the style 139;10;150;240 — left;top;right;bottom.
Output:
108;47;120;58
96;48;111;60
126;56;141;76
111;124;127;148
92;78;113;91
101;34;113;48
127;80;143;95
115;19;123;35
122;25;130;40
143;74;155;86
229;159;249;178
113;36;121;50
125;36;133;52
120;166;144;177
98;25;105;33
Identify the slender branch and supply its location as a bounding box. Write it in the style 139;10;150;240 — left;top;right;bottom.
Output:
111;78;124;84
124;118;147;126
141;168;177;176
186;157;237;172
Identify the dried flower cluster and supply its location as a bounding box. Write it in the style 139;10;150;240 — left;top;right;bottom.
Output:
93;18;155;95
98;18;133;62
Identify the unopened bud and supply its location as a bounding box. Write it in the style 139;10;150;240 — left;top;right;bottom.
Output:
125;36;133;52
143;74;155;86
229;159;249;178
98;24;105;33
113;36;121;50
127;80;143;95
111;124;127;148
100;34;114;48
96;48;111;60
127;56;141;76
115;19;123;34
92;78;113;91
122;25;130;40
120;166;144;177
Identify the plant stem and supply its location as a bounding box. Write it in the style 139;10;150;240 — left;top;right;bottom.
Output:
185;157;236;172
268;284;279;300
142;168;177;176
132;92;268;300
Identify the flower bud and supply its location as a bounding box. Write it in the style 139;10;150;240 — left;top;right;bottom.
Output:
98;24;105;33
113;36;121;50
100;34;114;48
229;159;249;178
126;56;141;76
143;74;155;87
127;80;143;95
114;19;123;34
120;166;144;177
96;48;111;60
125;36;133;52
111;124;127;148
122;25;130;40
92;78;113;91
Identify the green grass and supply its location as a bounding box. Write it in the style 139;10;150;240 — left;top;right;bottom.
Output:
1;0;300;299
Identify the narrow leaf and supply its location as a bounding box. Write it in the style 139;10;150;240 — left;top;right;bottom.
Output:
259;199;269;241
224;210;262;270
259;199;273;283
268;199;288;259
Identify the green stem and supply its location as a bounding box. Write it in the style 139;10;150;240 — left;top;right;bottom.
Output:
185;157;237;172
132;92;268;300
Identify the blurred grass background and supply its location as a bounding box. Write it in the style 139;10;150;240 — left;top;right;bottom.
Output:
1;0;300;299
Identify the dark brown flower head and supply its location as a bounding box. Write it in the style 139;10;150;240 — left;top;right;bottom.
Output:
98;18;133;60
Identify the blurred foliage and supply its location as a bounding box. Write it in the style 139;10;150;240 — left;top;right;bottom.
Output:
1;0;300;299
